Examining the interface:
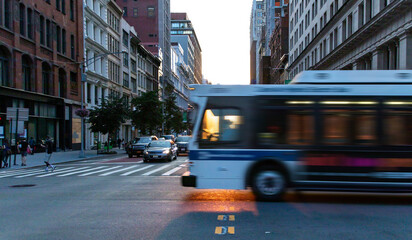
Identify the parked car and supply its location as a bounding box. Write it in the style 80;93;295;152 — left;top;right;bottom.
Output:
143;140;177;162
161;135;175;143
128;136;158;158
175;136;191;155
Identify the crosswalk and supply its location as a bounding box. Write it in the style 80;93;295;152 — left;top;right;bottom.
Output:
0;163;188;179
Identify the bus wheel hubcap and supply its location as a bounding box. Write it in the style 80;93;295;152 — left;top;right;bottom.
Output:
256;171;284;195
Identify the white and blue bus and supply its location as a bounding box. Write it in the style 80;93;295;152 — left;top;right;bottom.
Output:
182;70;412;201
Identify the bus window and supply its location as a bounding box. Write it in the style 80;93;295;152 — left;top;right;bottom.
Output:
258;109;314;146
384;110;412;145
322;109;377;145
199;108;243;144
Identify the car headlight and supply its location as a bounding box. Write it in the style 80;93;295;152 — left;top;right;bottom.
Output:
163;149;170;154
144;150;148;155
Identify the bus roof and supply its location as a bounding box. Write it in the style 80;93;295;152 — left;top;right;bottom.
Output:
292;70;412;84
189;71;412;97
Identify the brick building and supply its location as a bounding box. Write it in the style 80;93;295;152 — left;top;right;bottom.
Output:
269;14;289;84
0;0;84;150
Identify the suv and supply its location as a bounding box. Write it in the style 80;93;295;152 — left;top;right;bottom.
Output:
128;136;158;158
175;136;191;155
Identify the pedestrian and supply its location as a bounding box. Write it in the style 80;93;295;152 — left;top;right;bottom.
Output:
29;137;35;155
117;138;122;149
20;138;29;166
42;136;55;172
2;139;11;168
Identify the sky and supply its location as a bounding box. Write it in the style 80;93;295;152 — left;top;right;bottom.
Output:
171;0;253;85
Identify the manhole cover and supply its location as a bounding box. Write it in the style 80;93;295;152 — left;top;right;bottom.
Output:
9;184;36;188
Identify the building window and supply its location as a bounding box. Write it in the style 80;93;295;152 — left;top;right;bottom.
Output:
62;0;66;14
27;8;33;39
71;34;75;59
358;3;364;28
133;8;138;17
4;0;12;29
58;69;66;98
40;16;45;45
0;47;11;87
70;72;78;95
123;31;129;47
42;63;52;95
56;26;62;52
22;55;33;91
46;20;52;48
348;14;353;36
123;53;129;68
62;29;66;55
19;4;25;36
123;72;129;88
123;7;127;16
70;0;74;20
342;19;347;41
56;0;61;11
147;7;155;17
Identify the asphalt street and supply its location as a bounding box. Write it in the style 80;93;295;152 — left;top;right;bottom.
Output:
0;155;411;240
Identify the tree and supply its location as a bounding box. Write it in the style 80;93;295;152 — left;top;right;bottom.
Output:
163;86;186;134
88;96;129;152
130;91;163;135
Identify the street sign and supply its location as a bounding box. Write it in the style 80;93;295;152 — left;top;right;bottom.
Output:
10;120;25;135
6;108;29;121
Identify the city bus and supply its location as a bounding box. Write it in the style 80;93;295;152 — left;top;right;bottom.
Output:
182;70;412;201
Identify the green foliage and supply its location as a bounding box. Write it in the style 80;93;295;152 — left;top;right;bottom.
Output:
163;88;186;134
131;91;163;135
88;95;129;141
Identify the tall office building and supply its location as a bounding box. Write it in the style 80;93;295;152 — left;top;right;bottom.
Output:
288;0;412;80
116;0;171;98
250;0;266;84
171;13;203;85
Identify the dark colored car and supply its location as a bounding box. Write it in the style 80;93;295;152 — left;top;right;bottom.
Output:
161;135;175;143
128;136;158;158
143;140;177;162
175;136;191;155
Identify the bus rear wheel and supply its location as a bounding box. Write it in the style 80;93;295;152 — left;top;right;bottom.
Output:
251;166;287;201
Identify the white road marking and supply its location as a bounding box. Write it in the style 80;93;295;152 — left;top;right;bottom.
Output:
0;169;52;178
78;166;122;176
36;167;91;178
162;167;182;176
57;166;107;176
99;165;139;176
14;167;75;178
142;165;171;176
120;165;154;176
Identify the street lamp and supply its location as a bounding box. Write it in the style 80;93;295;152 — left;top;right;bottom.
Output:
78;51;127;158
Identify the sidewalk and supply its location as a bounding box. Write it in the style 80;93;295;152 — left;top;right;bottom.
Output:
1;148;127;171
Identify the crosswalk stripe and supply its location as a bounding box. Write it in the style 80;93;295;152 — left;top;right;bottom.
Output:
142;165;171;176
36;167;91;178
57;166;107;176
99;165;139;176
79;166;122;176
14;167;75;178
162;167;182;176
0;169;51;178
120;165;154;176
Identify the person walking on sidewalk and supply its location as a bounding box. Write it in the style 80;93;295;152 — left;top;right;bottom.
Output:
20;138;29;166
43;136;55;172
2;139;11;168
28;137;35;155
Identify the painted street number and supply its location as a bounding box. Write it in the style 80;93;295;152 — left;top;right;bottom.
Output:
215;226;235;235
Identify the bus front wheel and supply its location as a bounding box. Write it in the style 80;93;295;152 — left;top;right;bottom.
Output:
251;166;287;201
